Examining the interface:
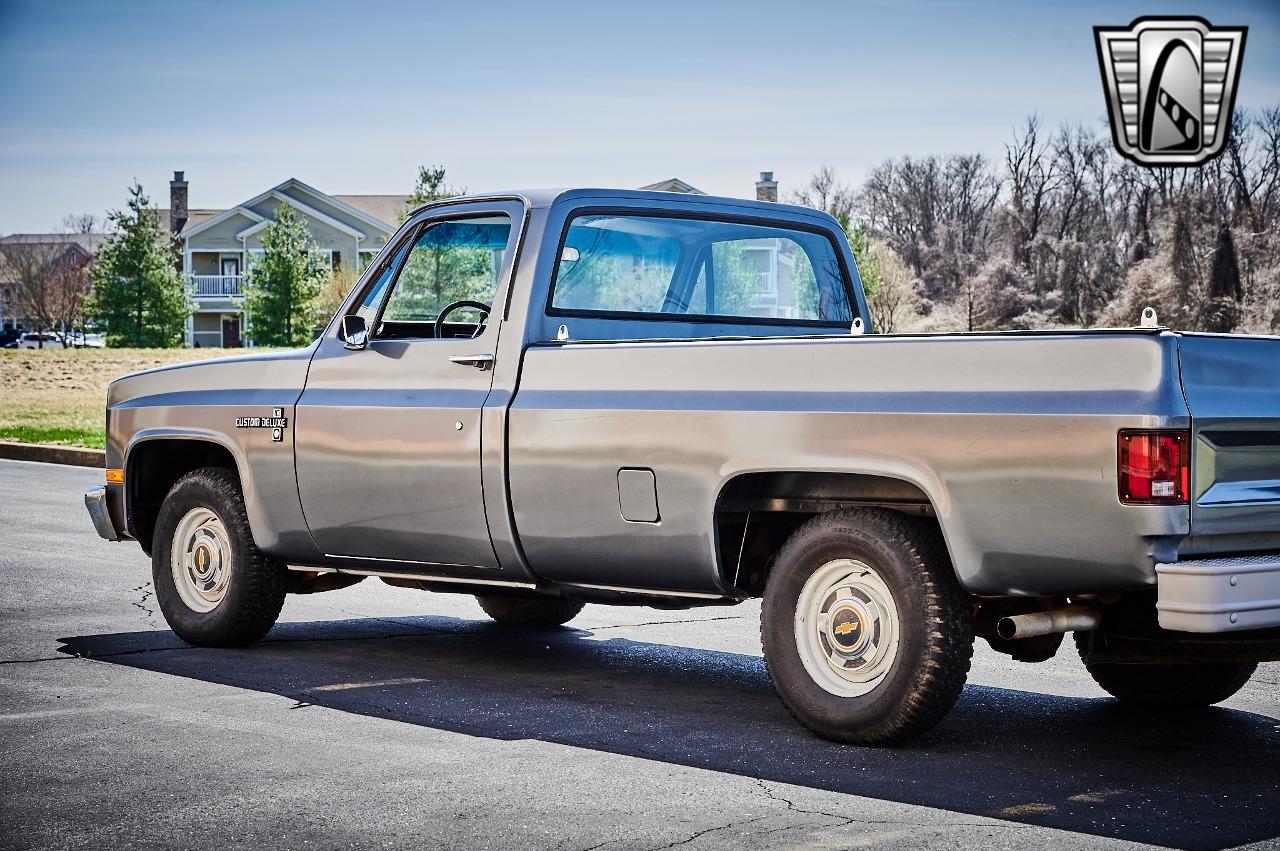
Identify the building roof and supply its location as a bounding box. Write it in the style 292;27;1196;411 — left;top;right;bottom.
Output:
333;195;411;228
170;209;222;234
0;234;100;283
177;178;408;241
0;232;108;252
637;178;705;194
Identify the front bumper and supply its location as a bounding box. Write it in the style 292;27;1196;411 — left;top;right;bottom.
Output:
1157;554;1280;632
85;486;119;541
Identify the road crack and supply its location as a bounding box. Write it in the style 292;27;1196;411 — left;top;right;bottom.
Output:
754;777;858;827
751;778;1036;834
130;582;157;628
643;813;773;850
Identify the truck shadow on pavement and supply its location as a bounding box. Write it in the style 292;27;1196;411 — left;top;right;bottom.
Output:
59;615;1279;851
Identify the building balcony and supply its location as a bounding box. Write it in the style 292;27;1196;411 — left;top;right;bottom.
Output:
191;275;243;298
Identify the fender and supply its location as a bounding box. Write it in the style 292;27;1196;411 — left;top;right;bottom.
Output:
122;425;321;563
711;463;953;593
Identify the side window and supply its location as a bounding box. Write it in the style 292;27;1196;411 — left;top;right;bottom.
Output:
374;214;512;339
550;214;853;326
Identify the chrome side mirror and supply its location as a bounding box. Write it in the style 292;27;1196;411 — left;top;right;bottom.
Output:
340;314;368;350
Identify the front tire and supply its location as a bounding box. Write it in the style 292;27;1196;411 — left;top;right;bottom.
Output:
476;594;583;628
152;467;287;647
761;509;973;745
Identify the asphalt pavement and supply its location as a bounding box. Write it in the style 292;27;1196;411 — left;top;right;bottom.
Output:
1;458;1277;851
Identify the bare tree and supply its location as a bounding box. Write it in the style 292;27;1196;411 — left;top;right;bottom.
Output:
61;213;98;234
789;166;856;226
844;105;1280;334
867;241;920;333
1003;115;1061;269
0;239;93;345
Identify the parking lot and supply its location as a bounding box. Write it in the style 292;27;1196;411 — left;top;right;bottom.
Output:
2;457;1277;851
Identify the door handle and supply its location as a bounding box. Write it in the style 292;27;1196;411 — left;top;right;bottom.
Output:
448;353;495;370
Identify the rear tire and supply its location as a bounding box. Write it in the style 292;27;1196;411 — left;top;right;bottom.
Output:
476;594;583;628
1075;635;1256;707
761;508;973;745
152;467;287;647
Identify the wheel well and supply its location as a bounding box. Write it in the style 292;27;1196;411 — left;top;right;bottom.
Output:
126;439;240;553
714;471;944;596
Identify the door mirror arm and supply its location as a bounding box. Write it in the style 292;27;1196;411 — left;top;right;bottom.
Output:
340;314;368;350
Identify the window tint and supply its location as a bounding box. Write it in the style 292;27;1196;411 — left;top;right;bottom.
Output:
551;214;852;324
375;215;511;335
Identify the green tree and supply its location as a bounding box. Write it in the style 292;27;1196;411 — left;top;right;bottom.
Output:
847;224;882;298
243;204;327;346
86;182;189;347
404;165;464;220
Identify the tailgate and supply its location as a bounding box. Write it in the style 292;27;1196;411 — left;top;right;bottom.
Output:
1178;334;1280;537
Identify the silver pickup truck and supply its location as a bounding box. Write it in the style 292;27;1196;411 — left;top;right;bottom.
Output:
85;189;1280;744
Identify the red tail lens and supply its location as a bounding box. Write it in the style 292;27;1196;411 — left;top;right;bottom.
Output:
1118;430;1190;505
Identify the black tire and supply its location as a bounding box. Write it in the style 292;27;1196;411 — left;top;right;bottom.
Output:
761;508;973;745
152;467;287;647
475;594;583;628
1075;635;1256;707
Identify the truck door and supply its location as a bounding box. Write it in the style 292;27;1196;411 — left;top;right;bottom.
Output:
295;200;524;573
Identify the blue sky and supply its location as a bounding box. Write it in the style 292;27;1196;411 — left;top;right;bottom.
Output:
1;0;1276;233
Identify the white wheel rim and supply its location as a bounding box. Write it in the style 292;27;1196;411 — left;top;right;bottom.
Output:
793;558;901;698
170;507;233;613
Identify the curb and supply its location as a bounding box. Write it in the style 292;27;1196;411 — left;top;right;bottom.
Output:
0;442;105;468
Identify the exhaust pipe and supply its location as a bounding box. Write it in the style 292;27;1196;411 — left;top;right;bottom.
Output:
996;605;1102;641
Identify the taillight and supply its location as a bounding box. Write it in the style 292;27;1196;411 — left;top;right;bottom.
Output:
1118;430;1190;505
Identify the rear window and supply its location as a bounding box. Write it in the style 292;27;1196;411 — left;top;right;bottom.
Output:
549;213;853;324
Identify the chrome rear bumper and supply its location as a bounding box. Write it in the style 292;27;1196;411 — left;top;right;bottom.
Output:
84;486;119;541
1156;554;1280;632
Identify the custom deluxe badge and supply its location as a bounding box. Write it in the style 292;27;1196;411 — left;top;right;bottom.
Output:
235;407;288;442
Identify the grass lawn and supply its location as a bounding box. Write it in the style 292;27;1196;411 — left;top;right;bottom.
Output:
0;348;250;449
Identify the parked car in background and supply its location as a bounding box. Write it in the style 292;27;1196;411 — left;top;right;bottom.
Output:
8;330;104;348
71;332;105;348
16;332;65;349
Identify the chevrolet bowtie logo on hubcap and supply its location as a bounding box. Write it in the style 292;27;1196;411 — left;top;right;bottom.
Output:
831;609;866;651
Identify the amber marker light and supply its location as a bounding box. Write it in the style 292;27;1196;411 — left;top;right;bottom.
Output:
105;468;124;484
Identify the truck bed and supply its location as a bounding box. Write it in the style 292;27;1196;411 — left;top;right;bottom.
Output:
506;329;1195;597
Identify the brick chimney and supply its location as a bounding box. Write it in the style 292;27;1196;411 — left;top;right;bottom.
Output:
755;171;778;202
170;171;188;234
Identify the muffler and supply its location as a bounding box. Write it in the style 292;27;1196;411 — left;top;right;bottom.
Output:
996;605;1102;641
